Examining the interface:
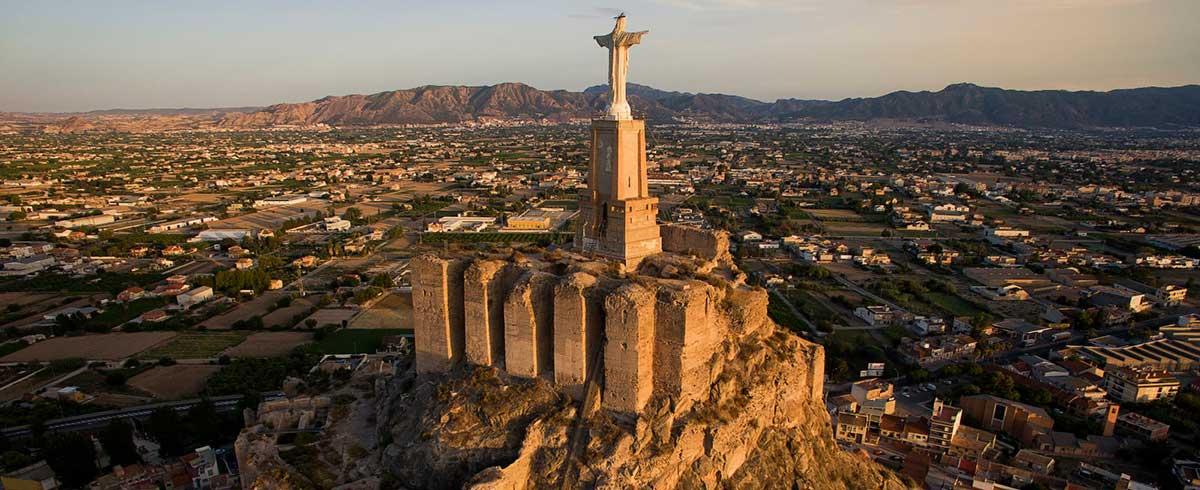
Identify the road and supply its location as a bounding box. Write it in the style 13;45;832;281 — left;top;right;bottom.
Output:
0;392;284;439
768;288;820;336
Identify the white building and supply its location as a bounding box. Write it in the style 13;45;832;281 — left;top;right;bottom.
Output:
323;217;352;232
195;229;252;242
54;214;115;229
177;286;214;309
253;195;308;208
2;255;56;275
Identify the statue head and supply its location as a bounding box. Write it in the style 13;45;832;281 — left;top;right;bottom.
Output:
614;13;627;32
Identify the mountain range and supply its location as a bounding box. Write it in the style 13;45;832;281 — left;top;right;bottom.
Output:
11;82;1200;131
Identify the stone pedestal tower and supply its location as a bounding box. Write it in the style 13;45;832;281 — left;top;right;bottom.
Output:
576;14;661;268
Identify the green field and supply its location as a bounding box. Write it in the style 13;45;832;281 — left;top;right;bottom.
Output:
139;331;250;359
787;290;839;323
308;328;411;355
927;292;987;317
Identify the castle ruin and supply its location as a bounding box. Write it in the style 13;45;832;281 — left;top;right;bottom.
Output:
411;16;821;416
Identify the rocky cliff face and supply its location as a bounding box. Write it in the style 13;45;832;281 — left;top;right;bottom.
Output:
237;250;910;489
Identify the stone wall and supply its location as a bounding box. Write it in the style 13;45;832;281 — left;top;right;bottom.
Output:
410;253;755;415
660;224;731;263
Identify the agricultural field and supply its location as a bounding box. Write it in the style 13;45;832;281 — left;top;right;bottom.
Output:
60;368;155;405
926;291;988;317
128;364;222;399
210;201;326;230
298;308;358;329
222;332;313;358
0;332;176;362
806;209;866;221
349;291;412;329
821;222;887;236
0;294;106;330
198;291;288;330
261;297;317;330
0;366;54;402
139;331;250;360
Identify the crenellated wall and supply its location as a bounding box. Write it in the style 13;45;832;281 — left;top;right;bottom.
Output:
410;250;744;415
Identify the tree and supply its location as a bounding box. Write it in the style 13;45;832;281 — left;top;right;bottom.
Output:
99;419;140;466
187;399;222;447
43;432;98;487
105;372;128;386
370;274;394;288
829;358;850;380
343;207;363;224
146;407;186;457
0;450;32;472
237;391;263;415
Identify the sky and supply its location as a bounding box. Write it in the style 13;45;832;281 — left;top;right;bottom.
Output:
1;0;1198;112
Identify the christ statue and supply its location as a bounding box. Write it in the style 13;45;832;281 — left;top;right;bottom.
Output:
594;14;648;120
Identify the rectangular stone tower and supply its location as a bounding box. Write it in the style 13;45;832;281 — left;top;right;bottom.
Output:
576;118;662;267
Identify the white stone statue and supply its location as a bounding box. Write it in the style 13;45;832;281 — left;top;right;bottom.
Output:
595;14;647;120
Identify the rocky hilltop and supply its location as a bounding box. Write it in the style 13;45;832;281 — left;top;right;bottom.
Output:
235;228;911;489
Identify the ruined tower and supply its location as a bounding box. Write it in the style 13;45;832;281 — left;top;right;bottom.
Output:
576;14;662;268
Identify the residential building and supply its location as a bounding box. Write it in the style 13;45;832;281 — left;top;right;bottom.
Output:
959;394;1055;447
323;217;352;232
928;398;962;450
835;411;870;444
1157;285;1188;306
1116;411;1170;442
909;316;947;336
182;446;220;489
849;378;896;426
1088;286;1149;313
901;335;978;366
855;305;897;326
1104;366;1180;402
992;318;1051;346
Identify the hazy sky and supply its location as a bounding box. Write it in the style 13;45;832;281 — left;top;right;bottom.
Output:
2;0;1198;112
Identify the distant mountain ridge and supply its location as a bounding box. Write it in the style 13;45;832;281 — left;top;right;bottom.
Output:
216;82;1200;129
14;82;1200;131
